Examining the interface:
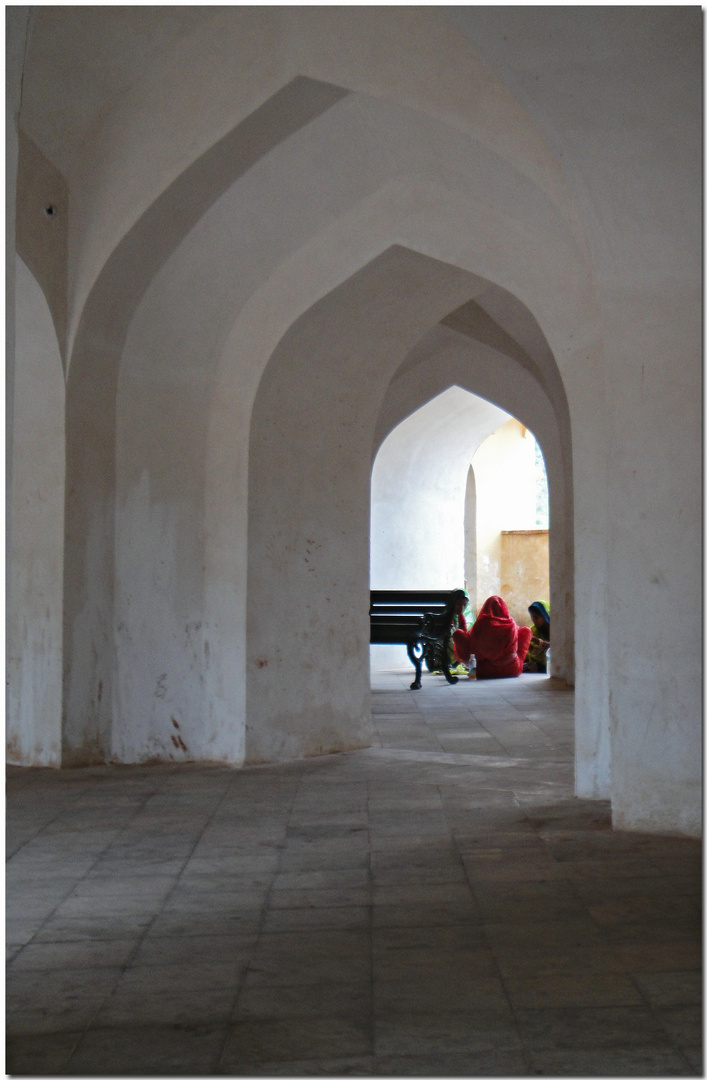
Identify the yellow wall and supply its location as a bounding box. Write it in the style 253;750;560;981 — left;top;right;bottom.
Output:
501;530;549;628
469;418;537;612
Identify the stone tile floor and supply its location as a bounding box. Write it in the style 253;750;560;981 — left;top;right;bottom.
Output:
6;669;702;1076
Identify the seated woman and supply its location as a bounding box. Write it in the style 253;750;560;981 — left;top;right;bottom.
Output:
524;600;551;673
429;590;473;675
449;590;474;675
453;595;532;679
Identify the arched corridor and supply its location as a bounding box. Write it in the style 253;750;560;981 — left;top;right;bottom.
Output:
10;7;701;835
5;14;703;1071
6;13;701;1068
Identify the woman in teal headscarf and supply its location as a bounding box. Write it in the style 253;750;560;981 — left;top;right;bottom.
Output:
524;600;550;673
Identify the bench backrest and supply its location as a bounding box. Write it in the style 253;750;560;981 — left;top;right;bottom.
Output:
369;590;458;645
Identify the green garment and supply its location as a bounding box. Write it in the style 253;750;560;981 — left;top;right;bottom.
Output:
526;600;550;670
448;597;475;669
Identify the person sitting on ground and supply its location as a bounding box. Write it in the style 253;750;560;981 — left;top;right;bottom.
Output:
453;594;532;679
523;600;551;673
429;590;472;675
448;590;474;675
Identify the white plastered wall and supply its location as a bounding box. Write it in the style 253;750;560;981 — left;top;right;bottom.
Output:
54;8;580;353
7;257;64;766
448;7;700;832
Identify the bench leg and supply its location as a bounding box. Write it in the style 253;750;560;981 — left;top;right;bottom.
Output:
407;642;423;690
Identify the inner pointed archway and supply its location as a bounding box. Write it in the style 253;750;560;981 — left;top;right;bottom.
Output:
246;246;575;768
370;386;550;672
369;385;508;670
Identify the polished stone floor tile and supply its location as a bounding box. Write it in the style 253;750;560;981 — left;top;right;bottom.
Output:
249;928;369;962
484;916;605;948
574;872;682;898
272;867;369;891
462;853;565;882
50;893;165;920
654;1005;703;1054
374;1009;520;1056
7;915;52;946
162;887;269;913
370;844;458;868
243;951;369;987
633;970;703;1007
219;1017;372;1068
6;1032;83;1075
86;856;189;878
616;941;702;973
218;1054;376;1075
277;849;370;872
6;670;702;1076
372;900;483;929
7;967;124;1035
144;910;261;938
372;881;477;906
139;950;246;981
373;944;499;982
65;1023;229;1075
374;973;510;1014
372;1049;529;1075
493;943;628;979
235;980;370;1019
280;837;369;858
602;920;703;946
32;913;154;943
563;856;664;881
371;862;468;887
372;923;488;952
11;938;136;971
526;1045;697;1076
514;1004;679;1050
69;874;176;900
505;972;645;1009
95;981;238;1028
268;886;371;910
261;904;370;933
132;932;257;967
454;829;546;851
682;1048;703;1072
587;893;701;923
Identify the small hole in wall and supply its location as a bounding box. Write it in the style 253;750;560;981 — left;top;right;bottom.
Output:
44;205;56;217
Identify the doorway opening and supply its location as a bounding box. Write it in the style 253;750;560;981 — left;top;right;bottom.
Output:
370;386;550;673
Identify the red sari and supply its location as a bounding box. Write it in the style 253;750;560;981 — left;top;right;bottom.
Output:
453;595;532;679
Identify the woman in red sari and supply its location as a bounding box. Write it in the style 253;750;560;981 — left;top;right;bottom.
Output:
453;595;532;679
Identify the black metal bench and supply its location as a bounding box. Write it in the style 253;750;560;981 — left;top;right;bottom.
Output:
369;589;466;690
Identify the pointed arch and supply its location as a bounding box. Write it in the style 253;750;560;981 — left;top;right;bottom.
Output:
61;78;350;764
61;74;608;799
245;247;582;768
